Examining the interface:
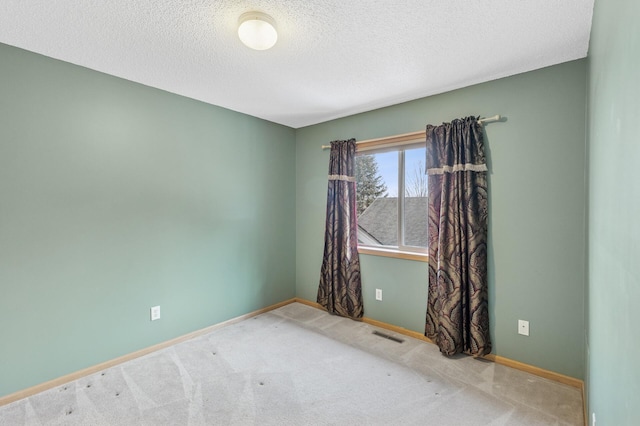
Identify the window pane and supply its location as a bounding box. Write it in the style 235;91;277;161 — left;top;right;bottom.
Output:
403;147;428;248
356;152;398;247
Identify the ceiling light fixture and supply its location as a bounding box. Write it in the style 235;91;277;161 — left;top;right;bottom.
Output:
238;12;278;51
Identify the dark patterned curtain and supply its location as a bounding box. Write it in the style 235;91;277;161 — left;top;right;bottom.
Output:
317;139;363;319
425;117;491;356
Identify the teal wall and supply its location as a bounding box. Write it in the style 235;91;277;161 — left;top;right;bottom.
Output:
296;60;587;379
0;43;296;398
587;0;640;423
0;35;595;400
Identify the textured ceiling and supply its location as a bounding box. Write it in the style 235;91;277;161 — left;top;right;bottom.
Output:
0;1;594;128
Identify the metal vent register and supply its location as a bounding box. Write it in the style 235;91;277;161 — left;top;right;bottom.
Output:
372;330;404;343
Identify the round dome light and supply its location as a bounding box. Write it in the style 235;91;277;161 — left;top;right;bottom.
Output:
238;12;278;51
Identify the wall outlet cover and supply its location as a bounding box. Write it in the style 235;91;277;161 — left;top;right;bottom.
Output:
151;306;161;321
375;289;382;301
518;319;529;336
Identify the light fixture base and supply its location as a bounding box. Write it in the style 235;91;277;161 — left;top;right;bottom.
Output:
238;11;278;51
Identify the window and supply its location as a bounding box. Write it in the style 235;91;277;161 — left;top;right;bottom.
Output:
356;138;428;258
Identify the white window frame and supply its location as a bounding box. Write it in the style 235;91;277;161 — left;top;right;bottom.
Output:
356;132;428;262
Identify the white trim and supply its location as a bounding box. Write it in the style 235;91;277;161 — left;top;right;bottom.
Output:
357;225;382;246
356;145;428;253
427;163;487;175
328;174;355;182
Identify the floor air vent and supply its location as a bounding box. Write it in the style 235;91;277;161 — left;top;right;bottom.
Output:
372;330;404;343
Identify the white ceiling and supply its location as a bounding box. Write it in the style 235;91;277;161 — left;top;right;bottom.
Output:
0;1;594;129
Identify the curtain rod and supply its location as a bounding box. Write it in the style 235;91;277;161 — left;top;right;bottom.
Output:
321;115;501;150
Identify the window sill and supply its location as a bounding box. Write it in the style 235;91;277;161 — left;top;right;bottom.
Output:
357;247;428;262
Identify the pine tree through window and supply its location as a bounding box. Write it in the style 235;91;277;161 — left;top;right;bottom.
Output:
355;145;428;254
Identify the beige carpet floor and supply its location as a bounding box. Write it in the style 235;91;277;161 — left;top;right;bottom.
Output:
0;302;583;425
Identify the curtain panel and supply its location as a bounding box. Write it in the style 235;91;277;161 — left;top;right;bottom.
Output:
317;139;364;319
425;116;491;356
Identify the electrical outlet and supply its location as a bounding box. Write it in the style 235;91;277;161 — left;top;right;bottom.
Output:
375;289;383;301
151;306;161;321
518;319;529;336
592;412;596;426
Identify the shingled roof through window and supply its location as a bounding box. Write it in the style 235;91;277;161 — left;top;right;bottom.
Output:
357;197;428;247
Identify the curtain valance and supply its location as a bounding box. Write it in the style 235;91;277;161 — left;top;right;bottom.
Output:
426;116;487;175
